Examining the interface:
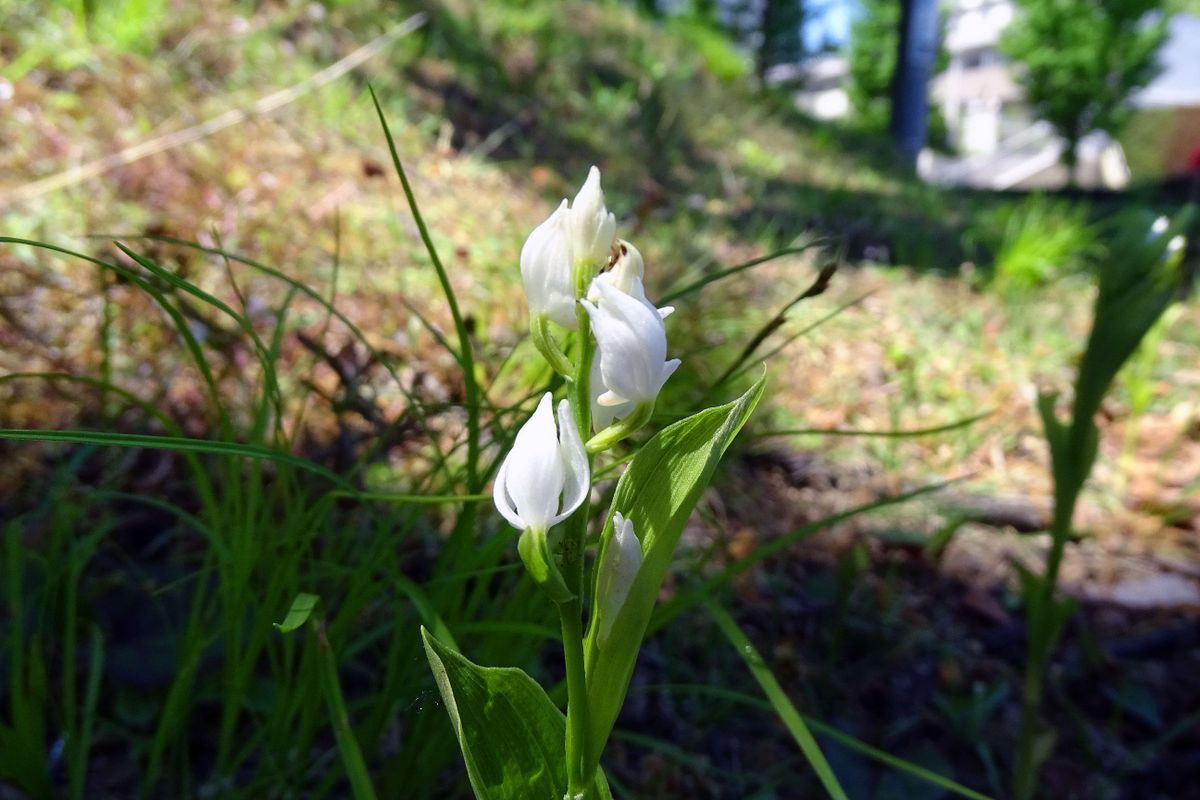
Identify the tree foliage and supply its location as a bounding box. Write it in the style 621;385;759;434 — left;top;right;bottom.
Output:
848;0;901;131
1000;0;1170;172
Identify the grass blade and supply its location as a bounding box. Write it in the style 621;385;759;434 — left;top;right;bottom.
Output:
0;237;226;424
70;625;105;800
706;261;837;394
659;242;824;304
0;429;348;486
368;85;482;498
313;618;378;800
704;599;849;800
633;683;995;800
756;410;993;439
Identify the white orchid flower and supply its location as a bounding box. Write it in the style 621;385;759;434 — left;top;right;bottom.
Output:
580;281;680;416
596;512;642;646
493;393;589;532
588;356;630;432
588;240;674;321
520;200;577;329
568;166;617;269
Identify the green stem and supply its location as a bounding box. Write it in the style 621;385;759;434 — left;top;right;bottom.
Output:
532;314;574;377
559;594;589;796
585;401;653;453
1013;424;1086;800
1013;663;1046;800
561;276;597;797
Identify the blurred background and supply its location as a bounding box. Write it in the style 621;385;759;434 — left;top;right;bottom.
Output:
1;0;1198;798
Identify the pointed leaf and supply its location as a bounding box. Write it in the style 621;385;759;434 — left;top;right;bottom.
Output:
583;376;765;770
421;628;612;800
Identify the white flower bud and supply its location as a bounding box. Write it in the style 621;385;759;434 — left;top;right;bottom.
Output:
1166;234;1185;259
596;512;642;645
568;166;617;269
588;239;674;320
521;200;578;329
1151;216;1169;237
580;281;680;415
597;239;644;296
493;393;589;532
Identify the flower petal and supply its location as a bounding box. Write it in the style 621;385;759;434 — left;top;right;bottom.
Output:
569;166;617;267
590;354;633;431
660;358;681;385
550;399;590;526
492;457;526;530
520;200;576;328
502;393;565;531
583;281;672;405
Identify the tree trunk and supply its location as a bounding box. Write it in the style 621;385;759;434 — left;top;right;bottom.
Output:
889;0;939;159
889;0;913;139
1063;135;1079;188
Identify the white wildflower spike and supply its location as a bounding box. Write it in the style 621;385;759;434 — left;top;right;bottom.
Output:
493;393;589;532
596;512;642;645
568;166;617;269
1166;235;1185;259
589;240;673;320
521;200;577;329
581;281;680;414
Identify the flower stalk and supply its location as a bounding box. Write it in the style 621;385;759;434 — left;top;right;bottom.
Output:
585;401;653;454
559;289;595;796
530;313;574;377
493;166;681;798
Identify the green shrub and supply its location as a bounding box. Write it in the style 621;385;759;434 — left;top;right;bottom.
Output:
979;196;1098;293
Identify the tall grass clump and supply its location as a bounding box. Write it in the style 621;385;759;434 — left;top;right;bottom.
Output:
972;195;1098;295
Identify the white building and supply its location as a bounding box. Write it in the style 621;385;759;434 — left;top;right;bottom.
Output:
935;0;1020;156
768;54;851;120
778;3;1200;189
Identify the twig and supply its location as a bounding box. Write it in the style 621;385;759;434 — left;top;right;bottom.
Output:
0;13;427;209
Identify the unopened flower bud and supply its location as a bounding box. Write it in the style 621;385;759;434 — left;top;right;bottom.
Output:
521;200;577;329
1166;235;1185;259
589;239;674;320
596;512;642;645
569;166;617;269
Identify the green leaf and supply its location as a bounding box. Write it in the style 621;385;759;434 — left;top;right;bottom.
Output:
0;428;348;487
421;628;613;800
705;600;850;800
274;593;320;633
582;376;765;771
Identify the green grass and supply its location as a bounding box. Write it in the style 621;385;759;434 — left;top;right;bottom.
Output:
0;220;556;796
